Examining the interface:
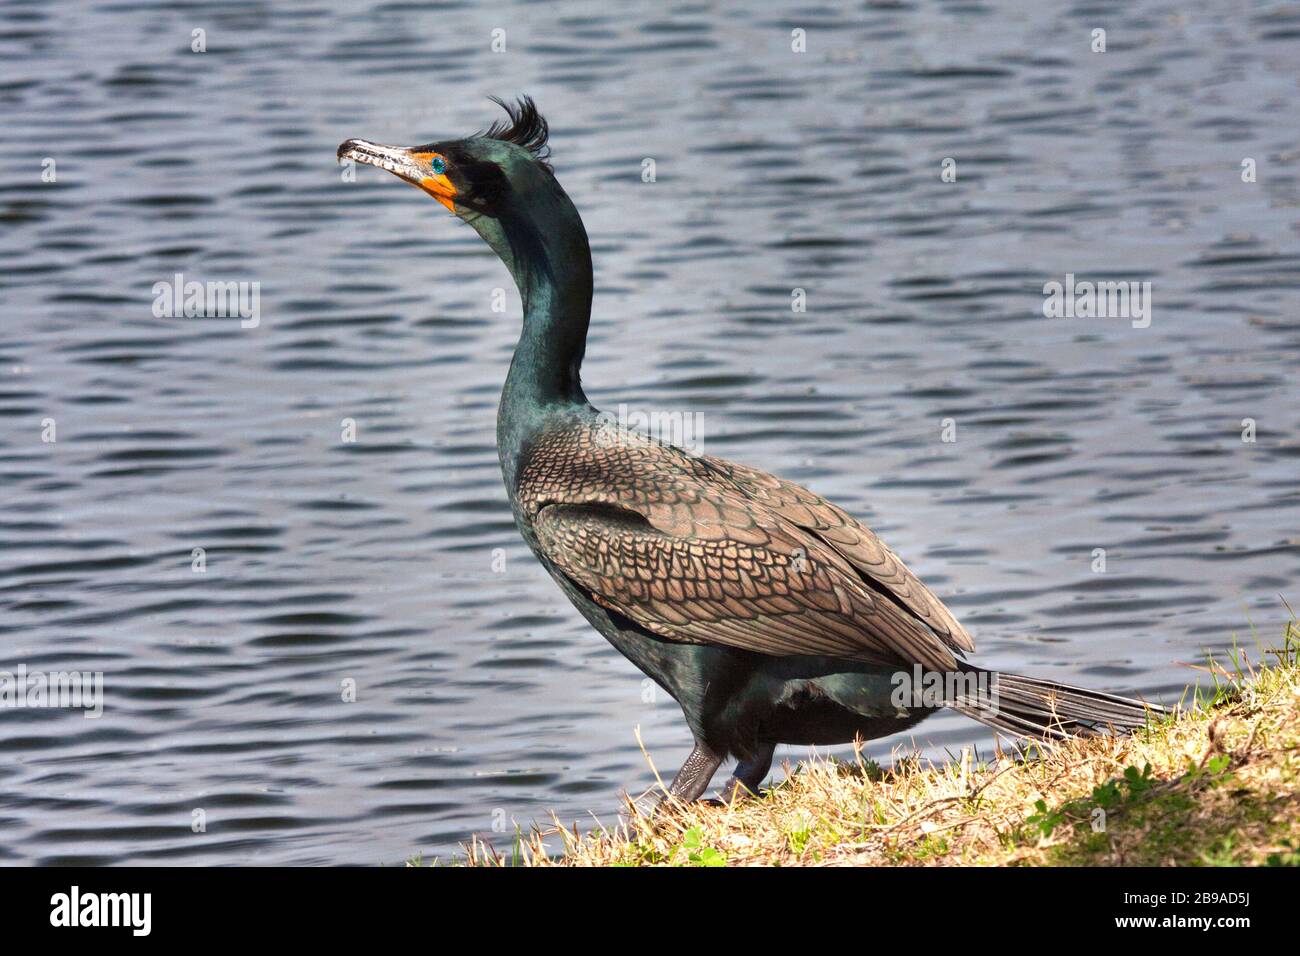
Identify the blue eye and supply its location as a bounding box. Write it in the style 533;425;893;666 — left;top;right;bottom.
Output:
431;156;446;175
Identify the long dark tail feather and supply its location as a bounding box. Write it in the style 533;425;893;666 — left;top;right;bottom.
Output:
948;665;1168;741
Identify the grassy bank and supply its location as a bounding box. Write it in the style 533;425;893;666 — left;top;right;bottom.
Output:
457;620;1300;867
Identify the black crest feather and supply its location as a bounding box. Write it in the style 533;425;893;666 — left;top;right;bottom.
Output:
481;95;552;170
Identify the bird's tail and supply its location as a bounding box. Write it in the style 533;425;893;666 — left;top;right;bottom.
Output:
947;665;1167;740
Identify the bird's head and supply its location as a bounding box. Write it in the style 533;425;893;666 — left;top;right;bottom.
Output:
337;96;575;290
337;96;552;217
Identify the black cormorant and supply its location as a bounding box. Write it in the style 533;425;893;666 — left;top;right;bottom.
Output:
338;97;1164;804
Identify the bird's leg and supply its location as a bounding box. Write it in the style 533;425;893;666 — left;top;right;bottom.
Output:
660;741;723;806
716;740;775;804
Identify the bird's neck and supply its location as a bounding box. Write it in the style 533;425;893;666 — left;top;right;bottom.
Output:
507;236;592;409
482;182;594;478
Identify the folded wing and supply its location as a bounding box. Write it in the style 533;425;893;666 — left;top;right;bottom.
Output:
520;425;970;671
694;456;975;653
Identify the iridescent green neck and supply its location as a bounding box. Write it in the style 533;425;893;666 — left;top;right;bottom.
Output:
505;203;592;408
470;174;593;479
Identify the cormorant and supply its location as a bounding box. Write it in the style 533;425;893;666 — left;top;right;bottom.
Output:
338;97;1164;804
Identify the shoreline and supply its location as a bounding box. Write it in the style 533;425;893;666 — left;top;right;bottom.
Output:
453;620;1299;867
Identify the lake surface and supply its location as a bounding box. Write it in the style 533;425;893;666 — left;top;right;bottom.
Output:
1;0;1297;865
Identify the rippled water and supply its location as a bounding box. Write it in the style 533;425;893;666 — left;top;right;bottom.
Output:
1;0;1297;865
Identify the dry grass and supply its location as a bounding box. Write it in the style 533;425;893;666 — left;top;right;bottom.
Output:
455;619;1300;867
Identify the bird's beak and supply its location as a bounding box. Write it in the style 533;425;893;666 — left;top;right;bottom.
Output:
337;138;458;213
